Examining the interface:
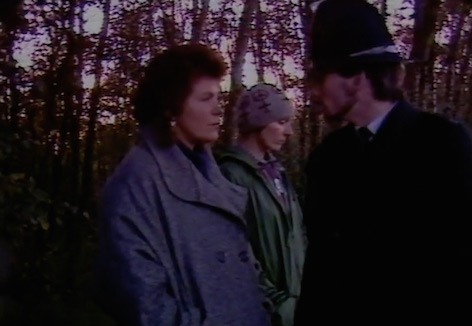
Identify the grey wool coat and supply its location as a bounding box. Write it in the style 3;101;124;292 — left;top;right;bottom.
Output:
95;127;271;326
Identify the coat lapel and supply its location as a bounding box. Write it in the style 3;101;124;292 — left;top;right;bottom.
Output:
230;147;289;215
139;128;247;225
370;101;421;152
259;167;290;216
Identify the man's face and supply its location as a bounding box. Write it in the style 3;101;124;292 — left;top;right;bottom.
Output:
310;71;358;124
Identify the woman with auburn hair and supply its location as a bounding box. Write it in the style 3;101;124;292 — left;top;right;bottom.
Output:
95;44;271;326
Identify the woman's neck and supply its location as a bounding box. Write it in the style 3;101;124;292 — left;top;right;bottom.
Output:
237;136;268;162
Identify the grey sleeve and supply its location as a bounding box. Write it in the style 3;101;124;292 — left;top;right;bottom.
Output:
95;178;179;326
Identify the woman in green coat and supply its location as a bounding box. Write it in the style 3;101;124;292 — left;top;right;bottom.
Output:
218;83;307;326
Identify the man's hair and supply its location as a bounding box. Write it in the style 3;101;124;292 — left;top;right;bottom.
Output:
132;43;227;145
308;61;405;101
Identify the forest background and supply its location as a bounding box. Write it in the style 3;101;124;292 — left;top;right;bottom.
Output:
1;0;472;324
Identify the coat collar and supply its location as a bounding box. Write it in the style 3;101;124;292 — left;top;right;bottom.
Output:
370;100;421;150
220;145;291;215
343;100;421;151
139;127;248;225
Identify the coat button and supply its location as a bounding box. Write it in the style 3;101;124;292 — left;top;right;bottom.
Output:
216;251;226;263
238;250;249;262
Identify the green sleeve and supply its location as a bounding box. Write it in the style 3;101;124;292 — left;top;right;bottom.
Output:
220;162;294;325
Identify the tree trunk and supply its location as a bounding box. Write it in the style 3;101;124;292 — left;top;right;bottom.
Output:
379;0;387;17
0;0;23;128
458;13;472;117
255;0;265;82
221;0;258;144
409;0;441;62
463;12;472;122
59;31;77;201
161;0;182;46
81;0;111;212
70;4;85;208
146;1;159;57
405;0;441;100
445;3;466;103
42;53;59;194
191;0;210;43
300;0;322;153
5;31;20;130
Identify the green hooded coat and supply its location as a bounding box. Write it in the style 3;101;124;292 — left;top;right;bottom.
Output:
218;146;307;326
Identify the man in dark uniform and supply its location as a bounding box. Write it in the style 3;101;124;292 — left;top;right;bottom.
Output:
295;0;472;324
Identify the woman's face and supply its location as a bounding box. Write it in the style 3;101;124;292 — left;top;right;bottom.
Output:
174;76;222;148
257;112;294;153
